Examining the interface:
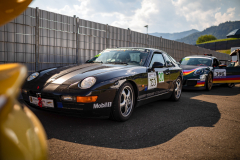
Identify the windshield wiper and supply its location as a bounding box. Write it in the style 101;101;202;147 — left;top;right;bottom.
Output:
106;62;128;65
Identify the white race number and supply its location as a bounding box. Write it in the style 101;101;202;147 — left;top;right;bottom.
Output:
148;72;157;89
214;69;226;78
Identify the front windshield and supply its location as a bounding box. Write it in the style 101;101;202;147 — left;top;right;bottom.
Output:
87;49;149;66
181;57;212;66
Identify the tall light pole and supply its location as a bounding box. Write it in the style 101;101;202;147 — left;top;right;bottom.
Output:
144;25;148;34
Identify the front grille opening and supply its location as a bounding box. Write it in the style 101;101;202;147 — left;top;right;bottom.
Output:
186;80;197;86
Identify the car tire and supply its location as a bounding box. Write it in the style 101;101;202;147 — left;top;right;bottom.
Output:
205;73;213;91
227;83;235;88
110;82;135;122
170;77;182;101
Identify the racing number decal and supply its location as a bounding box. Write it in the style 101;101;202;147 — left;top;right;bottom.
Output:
158;72;164;83
148;72;157;89
214;69;226;78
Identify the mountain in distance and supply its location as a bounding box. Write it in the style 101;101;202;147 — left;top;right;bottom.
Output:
149;29;199;40
176;21;240;45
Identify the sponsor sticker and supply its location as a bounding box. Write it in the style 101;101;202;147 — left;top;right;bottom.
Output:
148;72;157;90
158;72;164;83
144;86;148;91
93;102;112;109
214;69;226;78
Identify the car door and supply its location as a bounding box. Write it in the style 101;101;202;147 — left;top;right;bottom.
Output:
213;58;240;84
162;53;178;87
146;52;170;97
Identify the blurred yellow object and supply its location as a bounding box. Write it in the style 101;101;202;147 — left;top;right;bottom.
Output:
0;0;32;26
0;64;48;160
0;1;48;159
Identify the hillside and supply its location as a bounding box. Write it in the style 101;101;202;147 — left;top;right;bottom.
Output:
176;21;240;45
149;29;199;40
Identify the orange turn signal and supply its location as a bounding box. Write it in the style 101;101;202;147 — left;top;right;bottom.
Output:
76;96;98;103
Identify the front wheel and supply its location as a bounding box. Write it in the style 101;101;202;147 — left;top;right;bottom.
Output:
110;82;135;122
170;77;182;101
206;73;213;91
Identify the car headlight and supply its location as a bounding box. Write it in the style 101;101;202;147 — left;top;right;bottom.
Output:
200;74;207;81
194;69;204;75
79;77;96;89
27;72;39;81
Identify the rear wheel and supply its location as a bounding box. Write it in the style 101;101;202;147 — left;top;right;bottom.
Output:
227;83;235;88
170;77;182;101
206;73;213;91
110;82;135;122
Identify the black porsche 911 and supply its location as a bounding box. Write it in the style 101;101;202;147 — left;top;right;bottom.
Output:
180;54;240;91
21;47;183;121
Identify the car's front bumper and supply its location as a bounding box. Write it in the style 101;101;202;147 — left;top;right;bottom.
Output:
182;79;206;90
21;88;117;117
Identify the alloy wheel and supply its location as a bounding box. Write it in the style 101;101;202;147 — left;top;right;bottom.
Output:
175;78;182;99
120;86;133;117
208;74;213;90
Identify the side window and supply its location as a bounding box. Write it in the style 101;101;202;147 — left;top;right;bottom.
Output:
167;54;177;63
213;59;219;67
149;53;165;67
163;54;174;66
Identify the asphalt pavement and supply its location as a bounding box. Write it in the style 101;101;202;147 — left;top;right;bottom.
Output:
24;84;240;160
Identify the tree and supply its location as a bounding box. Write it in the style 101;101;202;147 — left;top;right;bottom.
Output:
196;35;217;44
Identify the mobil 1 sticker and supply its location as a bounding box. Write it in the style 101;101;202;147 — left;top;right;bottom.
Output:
148;72;157;90
214;69;226;78
158;72;164;83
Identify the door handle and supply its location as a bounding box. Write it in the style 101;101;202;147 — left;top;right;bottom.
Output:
165;72;170;75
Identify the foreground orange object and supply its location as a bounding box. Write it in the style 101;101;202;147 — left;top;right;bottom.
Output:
0;64;48;160
0;1;48;159
0;0;32;26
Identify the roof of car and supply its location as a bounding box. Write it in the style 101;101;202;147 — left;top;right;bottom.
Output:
107;47;165;53
184;55;217;59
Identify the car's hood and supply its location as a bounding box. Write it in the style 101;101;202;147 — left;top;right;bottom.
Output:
180;65;209;77
29;63;138;86
180;65;209;70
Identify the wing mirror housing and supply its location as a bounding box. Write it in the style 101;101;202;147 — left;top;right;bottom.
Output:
152;62;164;68
166;62;173;67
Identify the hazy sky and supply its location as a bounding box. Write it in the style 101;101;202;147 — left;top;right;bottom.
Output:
29;0;240;33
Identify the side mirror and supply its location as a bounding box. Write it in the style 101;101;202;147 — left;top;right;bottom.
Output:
166;62;173;67
152;62;164;68
176;62;180;66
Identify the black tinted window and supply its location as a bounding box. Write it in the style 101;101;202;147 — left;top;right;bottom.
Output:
150;53;165;67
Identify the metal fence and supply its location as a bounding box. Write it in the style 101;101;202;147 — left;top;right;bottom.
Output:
0;7;231;74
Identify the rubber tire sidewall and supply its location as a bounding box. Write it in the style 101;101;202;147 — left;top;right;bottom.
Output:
110;82;135;122
227;83;235;88
205;73;213;91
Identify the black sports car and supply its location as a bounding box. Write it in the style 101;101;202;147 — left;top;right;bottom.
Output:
180;54;240;90
21;48;183;121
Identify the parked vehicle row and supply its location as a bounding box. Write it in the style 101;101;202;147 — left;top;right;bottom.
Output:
21;47;240;122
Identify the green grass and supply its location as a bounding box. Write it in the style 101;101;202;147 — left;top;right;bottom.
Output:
198;38;240;44
216;49;231;55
